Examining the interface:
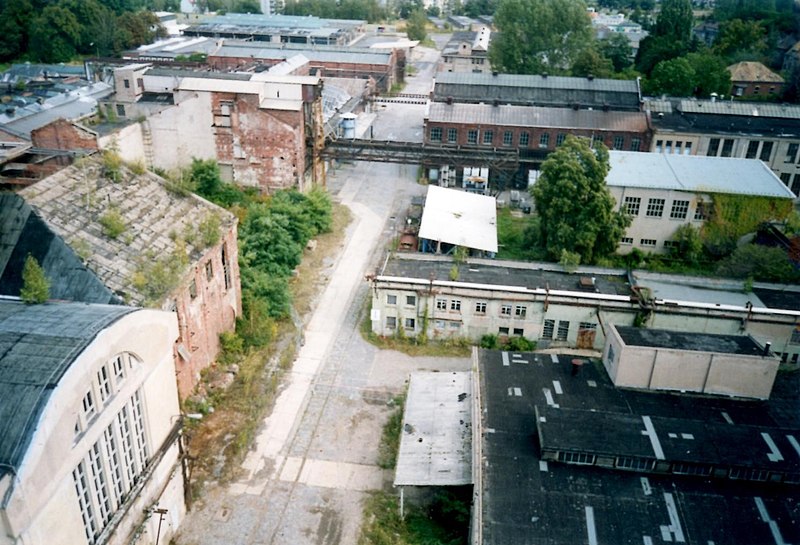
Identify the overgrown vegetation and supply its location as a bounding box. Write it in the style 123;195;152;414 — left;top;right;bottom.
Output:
377;393;406;469
20;254;50;304
480;333;537;351
359;488;471;545
99;208;126;239
495;208;542;261
131;242;189;306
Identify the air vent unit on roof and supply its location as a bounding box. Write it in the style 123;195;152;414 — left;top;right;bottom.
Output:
587;74;594;81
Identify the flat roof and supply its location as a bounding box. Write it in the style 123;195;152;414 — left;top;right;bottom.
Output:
434;71;639;93
614;325;765;355
394;372;472;486
418;186;498;253
607;151;796;198
478;349;800;545
427;102;649;131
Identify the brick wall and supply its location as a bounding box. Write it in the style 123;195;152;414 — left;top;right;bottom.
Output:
172;224;242;398
31;119;99;155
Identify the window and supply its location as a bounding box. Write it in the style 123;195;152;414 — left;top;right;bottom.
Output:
556;321;569;341
475;301;487;314
646;198;665;217
630;137;641;152
675;141;683;153
503;131;513;146
430;127;442;142
499;326;510;335
616;457;655;471
72;390;151;543
623;196;641;216
760;141;773;162
436;299;447;310
450;299;462;311
781;173;791;186
387;294;397;305
556;133;566;146
707;138;720;156
406;295;416;306
221;245;231;291
720;138;734;157
123;79;130;89
683;142;692;154
447;128;457;143
663;240;679;250
694;201;708;221
513;328;524;336
655;139;663;153
579;322;597;332
482;130;494;145
557;451;595;465
386;316;397;329
514;305;526;317
500;304;512;316
542;319;555;339
467;129;478;144
203;260;214;281
82;391;96;423
620;237;633;244
404;318;416;329
670;200;689;219
115;104;125;117
665;140;673;154
790;328;800;345
112;355;125;385
613;136;624;150
189;279;197;299
537;132;549;149
519;132;530;147
137;78;143;89
97;366;111;403
746;140;759;159
786;143;799;163
729;468;768;481
672;463;712;477
640;238;657;246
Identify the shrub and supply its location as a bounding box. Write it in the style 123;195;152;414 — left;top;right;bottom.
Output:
99;209;126;239
20;255;50;304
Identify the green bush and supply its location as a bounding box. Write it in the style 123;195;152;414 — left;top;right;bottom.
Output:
480;334;499;349
99;209;126;239
20;255;50;304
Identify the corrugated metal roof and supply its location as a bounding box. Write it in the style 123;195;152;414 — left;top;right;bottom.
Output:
434;71;640;93
607;151;796;198
427;102;649;131
212;43;391;65
418;186;498;253
677;99;800;119
0;300;136;478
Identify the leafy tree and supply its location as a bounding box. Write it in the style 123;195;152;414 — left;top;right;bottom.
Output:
635;35;688;75
570;45;614;78
645;57;695;96
669;224;704;265
713;19;767;59
599;33;633;72
20;255;50;304
405;7;428;41
28;6;81;62
685;52;731;97
0;0;33;62
489;0;592;75
531;136;630;263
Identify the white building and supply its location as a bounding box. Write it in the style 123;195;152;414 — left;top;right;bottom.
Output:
0;300;185;545
606;151;795;254
418;185;498;256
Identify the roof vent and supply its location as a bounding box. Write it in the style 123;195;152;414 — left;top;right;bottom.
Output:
602;103;609;111
587;74;595;81
492;71;498;77
542;72;548;78
446;96;453;105
493;98;499;106
572;102;580;110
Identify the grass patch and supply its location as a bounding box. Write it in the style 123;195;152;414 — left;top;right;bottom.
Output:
359;488;471;545
378;393;405;469
496;208;544;261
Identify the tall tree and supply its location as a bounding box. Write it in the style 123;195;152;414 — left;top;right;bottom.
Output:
599;33;633;72
0;0;33;62
686;52;731;96
645;57;695;96
489;0;592;75
570;45;614;78
654;0;693;42
531;136;630;264
713;19;767;59
405;7;428;42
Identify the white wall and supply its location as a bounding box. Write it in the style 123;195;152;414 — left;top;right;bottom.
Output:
148;92;216;171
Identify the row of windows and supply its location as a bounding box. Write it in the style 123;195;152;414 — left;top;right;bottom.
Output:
73;390;149;545
387;294;416;306
79;353;139;437
386;316;415;330
434;297;527;317
554;452;798;483
620;238;682;249
655;139;693;155
623;196;707;220
429;127;641;151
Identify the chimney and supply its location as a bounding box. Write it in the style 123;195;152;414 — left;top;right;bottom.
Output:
763;342;771;356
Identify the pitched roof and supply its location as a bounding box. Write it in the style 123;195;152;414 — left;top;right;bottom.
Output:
727;61;784;84
18;156;237;306
0;300;135;479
